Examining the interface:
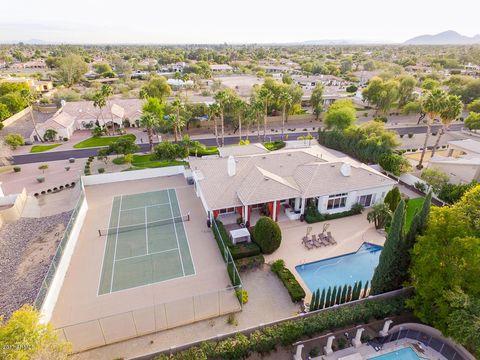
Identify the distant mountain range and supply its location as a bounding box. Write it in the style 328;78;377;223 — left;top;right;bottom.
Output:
404;31;480;45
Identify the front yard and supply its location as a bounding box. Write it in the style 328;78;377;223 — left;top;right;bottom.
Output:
112;154;186;169
30;144;62;153
73;134;136;148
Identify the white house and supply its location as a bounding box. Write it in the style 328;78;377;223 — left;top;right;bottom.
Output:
33;112;76;141
190;145;395;225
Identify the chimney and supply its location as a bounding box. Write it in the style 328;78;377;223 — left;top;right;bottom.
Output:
340;163;351;177
227;156;236;177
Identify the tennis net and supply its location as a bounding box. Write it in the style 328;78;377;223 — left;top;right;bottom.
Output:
98;213;190;236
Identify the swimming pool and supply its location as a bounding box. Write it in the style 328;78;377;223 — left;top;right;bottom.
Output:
368;347;422;360
295;242;382;292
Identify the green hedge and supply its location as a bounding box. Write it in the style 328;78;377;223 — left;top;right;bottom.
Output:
305;204;363;224
190;146;219;157
271;260;306;302
234;255;265;272
155;296;408;360
264;141;286;151
214;220;261;260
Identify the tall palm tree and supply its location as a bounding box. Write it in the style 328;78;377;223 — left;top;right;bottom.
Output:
139;112;158;152
208;103;220;146
257;87;273;141
171;97;185;142
431;95;463;158
417;89;448;169
232;96;246;142
278;90;292;140
93;91;107;134
101;85;114;134
181;73;190;99
20;89;43;142
214;90;229;146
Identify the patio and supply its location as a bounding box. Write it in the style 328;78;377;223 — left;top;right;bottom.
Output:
264;212;385;297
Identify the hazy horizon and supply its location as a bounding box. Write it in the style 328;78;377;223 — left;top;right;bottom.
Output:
2;0;480;44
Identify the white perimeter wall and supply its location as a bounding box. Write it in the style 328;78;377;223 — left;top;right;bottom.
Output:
40;195;88;323
81;166;185;186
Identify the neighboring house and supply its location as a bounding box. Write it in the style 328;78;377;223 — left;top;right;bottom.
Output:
294;75;349;89
0;77;53;93
166;78;194;88
190;145;395;225
29;98;143;141
429;139;480;184
210;64;233;72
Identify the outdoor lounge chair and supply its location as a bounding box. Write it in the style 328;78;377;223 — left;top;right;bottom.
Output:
318;233;329;246
311;234;323;247
302;236;314;250
326;231;337;244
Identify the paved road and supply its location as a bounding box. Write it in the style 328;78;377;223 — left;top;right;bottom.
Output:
11;123;464;165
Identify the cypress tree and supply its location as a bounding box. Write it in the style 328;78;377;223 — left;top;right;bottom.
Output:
384;187;401;212
325;286;332;307
335;285;342;304
319;288;326;309
362;281;369;298
310;290;317;311
340;284;348;303
351;282;358;301
356;281;363;300
371;199;406;294
418;191;432;233
313;289;320;310
331;286;338;306
347;285;353;302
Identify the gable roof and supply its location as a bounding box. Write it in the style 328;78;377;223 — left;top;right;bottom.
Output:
61;98;142;121
37;112;75;131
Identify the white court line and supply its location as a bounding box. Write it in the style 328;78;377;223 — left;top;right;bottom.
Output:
174;188;196;276
109;195;123;293
119;202;170;212
167;189;185;276
97;197;115;296
115;247;179;262
144;207;149;254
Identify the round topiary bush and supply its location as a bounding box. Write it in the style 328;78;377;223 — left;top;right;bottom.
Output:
253;217;282;254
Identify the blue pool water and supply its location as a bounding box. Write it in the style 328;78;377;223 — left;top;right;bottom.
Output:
368;347;422;360
295;242;382;292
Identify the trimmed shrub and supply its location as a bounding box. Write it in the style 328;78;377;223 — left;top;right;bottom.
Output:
264;141;286;151
230;243;261;260
13;166;21;172
98;167;105;174
234;255;264;272
69;158;75;163
253;217;282;254
271;259;306;302
235;289;249;304
36;176;45;183
305;204;363;224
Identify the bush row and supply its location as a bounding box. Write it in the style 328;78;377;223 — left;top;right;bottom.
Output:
215;220;261;260
271;260;306;302
33;182;76;197
234;255;265;272
263;140;286;151
155;296;408;360
305;203;363;224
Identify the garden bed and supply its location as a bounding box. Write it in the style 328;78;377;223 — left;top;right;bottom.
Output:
271;259;306;302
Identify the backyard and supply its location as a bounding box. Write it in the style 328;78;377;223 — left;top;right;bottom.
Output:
73;134;136;148
405;197;425;230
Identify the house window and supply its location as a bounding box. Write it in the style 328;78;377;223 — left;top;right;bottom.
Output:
357;194;373;207
327;193;347;210
219;207;235;215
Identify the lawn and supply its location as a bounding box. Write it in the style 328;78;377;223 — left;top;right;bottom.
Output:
189;146;219;157
264;141;286;151
406;197;425;230
30;144;62;153
112;154;186;169
73;134;136;149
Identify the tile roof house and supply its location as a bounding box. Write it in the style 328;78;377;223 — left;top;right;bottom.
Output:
190;145;395;225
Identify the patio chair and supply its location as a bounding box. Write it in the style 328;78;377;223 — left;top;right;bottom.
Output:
327;231;337;245
302;237;314;250
317;235;329;246
311;234;323;247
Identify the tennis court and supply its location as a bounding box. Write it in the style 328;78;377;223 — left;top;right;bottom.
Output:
98;189;195;295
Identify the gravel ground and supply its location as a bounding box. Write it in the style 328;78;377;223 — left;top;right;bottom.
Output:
0;211;73;319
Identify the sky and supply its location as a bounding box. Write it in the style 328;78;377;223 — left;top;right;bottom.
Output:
1;0;479;44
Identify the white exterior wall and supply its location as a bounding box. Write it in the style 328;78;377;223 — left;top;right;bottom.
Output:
317;184;394;214
82;166;185;186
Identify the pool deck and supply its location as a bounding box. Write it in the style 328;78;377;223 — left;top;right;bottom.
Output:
318;339;447;360
265;212;385;300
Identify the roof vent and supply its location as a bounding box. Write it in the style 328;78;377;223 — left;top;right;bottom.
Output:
340;163;351;177
227;156;236;177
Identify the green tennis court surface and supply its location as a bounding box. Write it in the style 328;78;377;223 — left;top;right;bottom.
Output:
98;189;195;295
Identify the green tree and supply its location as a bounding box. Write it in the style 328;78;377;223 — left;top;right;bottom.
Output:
324;100;356;130
421;167;450;193
331;286;338;306
99;137;139;157
379;152;411;176
56;54;88;87
214;90;229;146
0;305;71;359
418;89;448;169
384;187;401;212
257;85;273;141
340;284;348;304
371;200;406;294
278;88;292;139
362;77;400;115
325;286;332;307
467;99;480;113
367;203;392;229
431;95;463;158
398;75;417;108
310;83;324;121
253;217;282;254
43;129;58;142
465;112;480;130
153;141;188;161
318;288;326;309
0;103;11;121
231;95;246;141
140;76;172;101
208;103;220;146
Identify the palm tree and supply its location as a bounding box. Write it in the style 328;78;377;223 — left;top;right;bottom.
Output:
430;94;463;158
93;91;108;134
257;87;273;141
181;73;190;99
171;97;185;142
232;96;246;142
101;85;114;133
139;112;158;152
417;89;448;169
214;90;229;146
278;90;292;140
367;203;392;229
208;103;220;146
20;89;43;142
